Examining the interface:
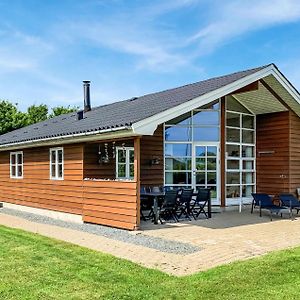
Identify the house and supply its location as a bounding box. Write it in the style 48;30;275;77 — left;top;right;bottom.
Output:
0;63;300;230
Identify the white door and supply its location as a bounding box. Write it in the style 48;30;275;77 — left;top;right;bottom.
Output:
192;143;220;205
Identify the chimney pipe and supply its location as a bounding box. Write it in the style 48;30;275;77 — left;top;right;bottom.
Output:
83;80;91;112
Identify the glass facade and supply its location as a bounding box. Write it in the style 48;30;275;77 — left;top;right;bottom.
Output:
225;96;255;201
164;100;220;201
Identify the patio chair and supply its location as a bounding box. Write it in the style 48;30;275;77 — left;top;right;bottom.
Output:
191;188;211;219
159;190;179;223
251;193;290;220
279;193;300;214
177;189;194;221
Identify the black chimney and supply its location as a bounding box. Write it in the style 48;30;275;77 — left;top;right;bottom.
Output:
83;80;91;112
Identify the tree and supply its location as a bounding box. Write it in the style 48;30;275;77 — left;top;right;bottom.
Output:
49;105;78;118
0;100;79;135
0;101;28;135
26;104;48;125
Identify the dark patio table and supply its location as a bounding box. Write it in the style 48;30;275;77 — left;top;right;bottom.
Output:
140;192;165;224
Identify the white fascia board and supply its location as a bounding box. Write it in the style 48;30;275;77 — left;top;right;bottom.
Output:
0;127;137;151
132;65;277;135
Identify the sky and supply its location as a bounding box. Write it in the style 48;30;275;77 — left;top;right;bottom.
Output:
0;0;300;111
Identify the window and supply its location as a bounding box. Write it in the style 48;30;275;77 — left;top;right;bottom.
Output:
116;147;134;179
50;147;64;180
10;151;23;179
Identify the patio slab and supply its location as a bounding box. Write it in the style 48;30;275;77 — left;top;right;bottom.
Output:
1;207;300;276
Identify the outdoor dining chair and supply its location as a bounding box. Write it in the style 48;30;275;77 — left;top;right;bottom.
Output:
191;188;211;219
279;193;300;214
176;188;194;221
159;190;179;223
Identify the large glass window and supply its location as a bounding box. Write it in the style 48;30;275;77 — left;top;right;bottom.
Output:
10;151;23;179
116;147;134;179
164;100;220;190
226;97;255;200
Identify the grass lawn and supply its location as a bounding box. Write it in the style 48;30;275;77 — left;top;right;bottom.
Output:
0;225;300;300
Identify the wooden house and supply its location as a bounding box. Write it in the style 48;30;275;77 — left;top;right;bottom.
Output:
0;64;300;230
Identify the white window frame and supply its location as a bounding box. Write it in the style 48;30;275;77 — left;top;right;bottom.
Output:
116;147;134;179
50;147;64;180
10;151;23;179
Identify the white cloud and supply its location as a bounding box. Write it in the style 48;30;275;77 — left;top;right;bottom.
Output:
189;0;300;54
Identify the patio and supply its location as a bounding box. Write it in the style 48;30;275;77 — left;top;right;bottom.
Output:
1;205;300;276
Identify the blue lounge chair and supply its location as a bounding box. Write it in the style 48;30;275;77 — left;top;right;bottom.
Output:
279;193;300;214
251;193;290;220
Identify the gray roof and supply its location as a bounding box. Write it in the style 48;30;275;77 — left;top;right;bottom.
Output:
0;64;269;146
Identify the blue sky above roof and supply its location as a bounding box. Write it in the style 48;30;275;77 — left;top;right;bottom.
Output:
0;0;299;111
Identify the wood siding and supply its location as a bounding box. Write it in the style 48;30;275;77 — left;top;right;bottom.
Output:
289;111;300;193
82;180;138;230
256;111;290;195
140;125;164;187
0;144;84;214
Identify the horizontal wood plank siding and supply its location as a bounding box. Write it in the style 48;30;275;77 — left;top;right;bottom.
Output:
82;180;138;230
256;111;290;195
140;125;164;187
0;144;84;214
289;111;300;193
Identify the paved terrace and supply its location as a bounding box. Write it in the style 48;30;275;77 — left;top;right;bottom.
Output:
1;207;300;276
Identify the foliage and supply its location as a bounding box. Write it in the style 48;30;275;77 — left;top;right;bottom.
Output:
0;225;300;300
0;101;78;135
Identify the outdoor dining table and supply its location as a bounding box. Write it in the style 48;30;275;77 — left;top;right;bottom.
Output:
140;191;165;224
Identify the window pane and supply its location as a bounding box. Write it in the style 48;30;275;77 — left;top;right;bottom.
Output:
226;96;250;113
165;126;191;141
227;160;239;170
242;185;254;197
165;144;191;157
243;160;254;170
195;172;205;184
209;186;217;199
193;127;219;141
242;172;254;184
11;154;16;165
207;172;216;184
17;153;22;164
226;112;240;127
226;185;240;198
195;158;205;170
207;146;217;156
51;164;56;177
226;128;240;143
51;150;56;162
11;165;16;177
227;172;240;185
242;115;254;129
129;164;134;178
58;164;63;178
58;150;63;163
226;144;240;157
207;158;216;170
165;158;191;171
17;166;22;177
242;146;254;157
166;112;192;125
129;150;134;163
242;130;254;144
199;100;220;110
193;111;219;125
118;149;126;163
118;164;126;177
195;146;206;157
165;172;191;184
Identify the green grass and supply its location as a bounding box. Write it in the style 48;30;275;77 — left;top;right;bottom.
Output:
0;225;300;300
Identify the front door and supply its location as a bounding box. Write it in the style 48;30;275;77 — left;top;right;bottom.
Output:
192;143;220;205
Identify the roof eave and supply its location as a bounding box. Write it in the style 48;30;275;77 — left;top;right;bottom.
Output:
0;126;136;151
